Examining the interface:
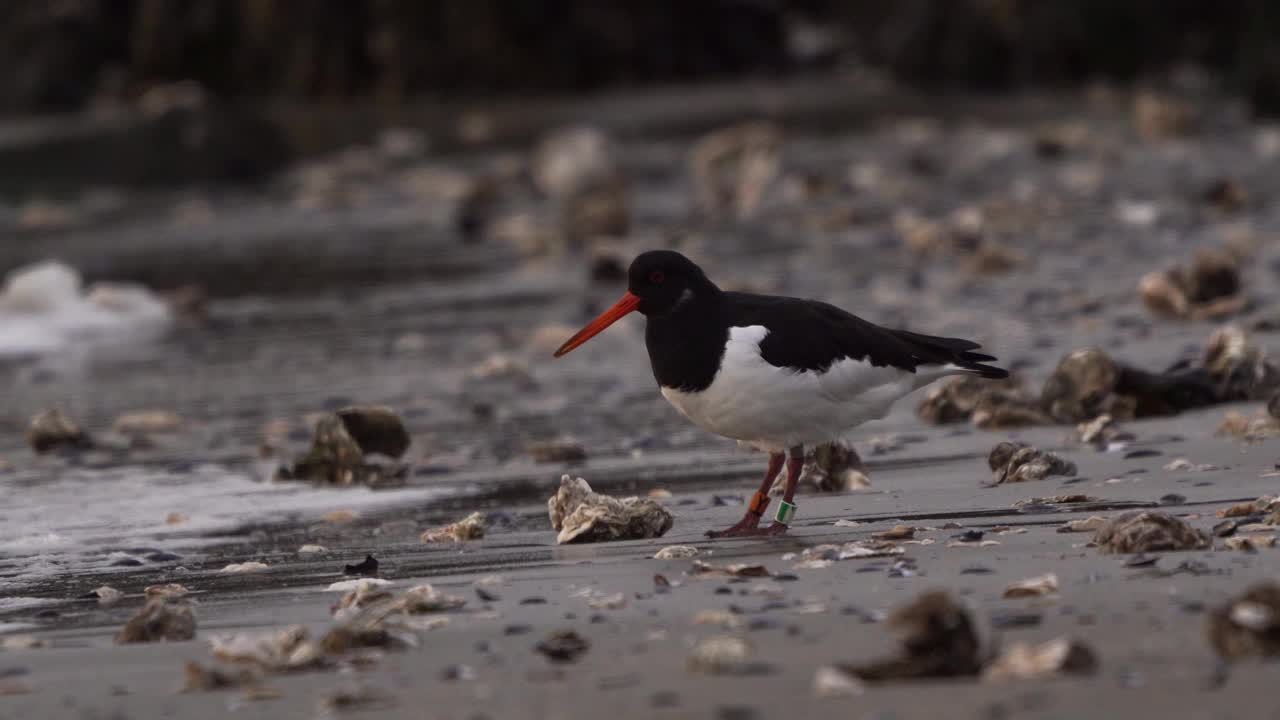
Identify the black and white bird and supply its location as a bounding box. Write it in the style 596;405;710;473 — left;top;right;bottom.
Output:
554;250;1008;538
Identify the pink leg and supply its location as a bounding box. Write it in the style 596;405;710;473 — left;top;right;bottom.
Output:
760;445;804;535
705;452;785;538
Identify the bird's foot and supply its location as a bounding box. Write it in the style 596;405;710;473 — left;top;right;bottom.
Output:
706;519;789;539
705;515;760;538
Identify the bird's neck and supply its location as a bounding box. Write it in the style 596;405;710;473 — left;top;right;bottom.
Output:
644;292;728;393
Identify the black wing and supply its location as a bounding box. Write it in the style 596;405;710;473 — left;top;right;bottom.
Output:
725;293;1008;379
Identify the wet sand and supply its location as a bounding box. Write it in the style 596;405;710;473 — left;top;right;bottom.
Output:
2;85;1280;718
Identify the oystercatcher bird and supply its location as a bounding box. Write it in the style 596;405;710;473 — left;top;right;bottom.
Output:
554;251;1008;537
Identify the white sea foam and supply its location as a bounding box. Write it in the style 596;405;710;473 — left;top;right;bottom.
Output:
0;260;171;358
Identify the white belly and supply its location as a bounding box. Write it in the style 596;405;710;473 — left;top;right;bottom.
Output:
660;325;960;452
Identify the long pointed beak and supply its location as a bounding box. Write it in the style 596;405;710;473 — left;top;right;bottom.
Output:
553;291;641;357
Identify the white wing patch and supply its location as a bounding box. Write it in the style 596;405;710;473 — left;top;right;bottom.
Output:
661;325;964;451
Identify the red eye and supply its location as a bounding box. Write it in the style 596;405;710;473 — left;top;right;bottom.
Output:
649;270;665;284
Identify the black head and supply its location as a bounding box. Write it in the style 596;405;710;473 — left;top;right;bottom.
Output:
626;250;718;317
553;250;718;358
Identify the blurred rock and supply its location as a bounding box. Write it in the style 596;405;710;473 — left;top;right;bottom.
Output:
917;375;1047;428
547;475;672;544
1093;511;1211;554
1040;348;1221;422
840;591;981;681
531;126;618;200
1139;248;1246;321
115;599;196;644
1216;410;1280;442
527;438;587;464
563;179;630;245
1203;178;1248;213
1208;582;1280;660
793;441;870;492
26;408;92;454
277;407;409;487
454;175;504;243
181;661;257;692
1202;325;1280;401
535;630;589;663
689;121;781;220
334;406;410;458
1133;90;1198;142
1039;349;1127;422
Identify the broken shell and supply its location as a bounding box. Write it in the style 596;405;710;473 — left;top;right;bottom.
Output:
1014;494;1097;507
688;560;771;578
917;375;1045;427
1060;516;1107;533
873;525;915;541
692;610;743;630
2;635;46;650
87;585;125;605
112;410;183;435
1002;573;1059;598
420;512;486;543
144;583;190;600
838;540;905;559
1223;535;1276;552
1093;511;1211;554
547;475;672;544
220;561;269;574
988;442;1077;484
585;592;626;610
813;665;866;697
687;635;753;674
211;626;327;672
393;584;466;614
982;637;1098;681
653;545;699;560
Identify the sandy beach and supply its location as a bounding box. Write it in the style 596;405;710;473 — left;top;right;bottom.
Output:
2;83;1280;719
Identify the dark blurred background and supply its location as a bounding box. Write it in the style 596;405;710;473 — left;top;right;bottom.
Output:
4;0;1279;115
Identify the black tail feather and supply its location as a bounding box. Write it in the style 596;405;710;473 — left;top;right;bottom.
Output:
892;329;1009;379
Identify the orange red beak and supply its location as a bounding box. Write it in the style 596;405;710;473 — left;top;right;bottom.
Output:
553;291;641;357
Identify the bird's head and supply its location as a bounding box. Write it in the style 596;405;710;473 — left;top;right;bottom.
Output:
554;250;716;357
